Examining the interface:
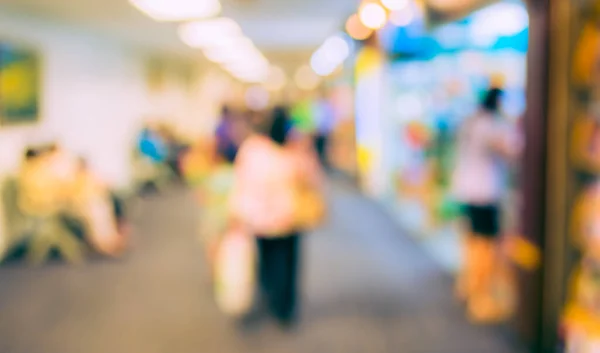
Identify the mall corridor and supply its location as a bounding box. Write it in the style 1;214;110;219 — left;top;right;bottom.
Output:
0;181;520;353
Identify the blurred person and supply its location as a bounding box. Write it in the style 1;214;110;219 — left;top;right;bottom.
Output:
197;115;251;277
180;137;215;189
76;158;129;237
158;125;189;180
138;123;167;164
451;87;522;323
231;105;324;328
15;145;103;263
313;94;336;169
67;156;128;257
230;110;253;152
10;145;82;263
18;144;76;216
135;123;168;195
215;105;239;163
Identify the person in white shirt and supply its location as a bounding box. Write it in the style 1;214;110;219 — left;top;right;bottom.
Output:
451;87;522;323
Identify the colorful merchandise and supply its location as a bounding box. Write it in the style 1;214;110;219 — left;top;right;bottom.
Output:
405;120;432;149
563;184;600;351
571;113;600;174
573;23;600;89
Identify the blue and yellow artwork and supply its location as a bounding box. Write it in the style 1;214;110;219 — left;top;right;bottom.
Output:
0;43;40;125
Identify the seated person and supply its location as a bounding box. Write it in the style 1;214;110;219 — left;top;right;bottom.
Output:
68;157;129;257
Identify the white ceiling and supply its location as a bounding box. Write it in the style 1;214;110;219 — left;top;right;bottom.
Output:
0;0;359;56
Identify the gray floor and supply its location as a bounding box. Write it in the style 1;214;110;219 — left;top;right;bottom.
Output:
0;182;521;353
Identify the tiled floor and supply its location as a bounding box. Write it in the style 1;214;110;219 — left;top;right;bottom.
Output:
0;182;521;353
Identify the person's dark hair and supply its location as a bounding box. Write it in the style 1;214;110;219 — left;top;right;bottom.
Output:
221;105;231;118
481;87;503;113
24;148;39;160
269;106;290;146
215;143;237;164
24;143;57;160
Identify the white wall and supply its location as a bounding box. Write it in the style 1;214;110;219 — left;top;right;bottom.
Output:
0;11;226;188
0;11;149;188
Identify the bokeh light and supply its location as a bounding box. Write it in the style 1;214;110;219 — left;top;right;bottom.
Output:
381;0;410;11
322;35;351;63
179;18;271;83
358;3;388;30
310;33;351;77
178;18;241;48
469;2;528;47
129;0;221;22
345;14;373;41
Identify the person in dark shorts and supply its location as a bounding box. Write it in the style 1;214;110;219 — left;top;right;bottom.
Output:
451;86;522;322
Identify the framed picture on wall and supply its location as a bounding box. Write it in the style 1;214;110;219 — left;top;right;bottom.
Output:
0;42;41;125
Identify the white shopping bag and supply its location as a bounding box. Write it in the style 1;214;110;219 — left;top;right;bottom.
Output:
214;227;255;317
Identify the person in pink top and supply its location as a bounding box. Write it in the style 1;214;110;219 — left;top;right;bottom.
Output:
231;106;323;328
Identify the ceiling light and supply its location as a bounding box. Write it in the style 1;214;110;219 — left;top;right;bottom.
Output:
179;18;241;48
203;48;239;63
381;0;409;11
389;7;414;27
346;14;373;40
311;51;337;76
204;36;256;51
358;3;387;30
322;34;351;63
130;0;221;22
309;33;351;77
203;43;265;65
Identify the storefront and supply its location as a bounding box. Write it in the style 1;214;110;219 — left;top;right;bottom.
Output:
355;42;388;196
363;0;528;270
352;0;554;350
350;0;600;350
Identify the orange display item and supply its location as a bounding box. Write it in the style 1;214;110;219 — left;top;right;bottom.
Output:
571;114;600;174
573;23;600;89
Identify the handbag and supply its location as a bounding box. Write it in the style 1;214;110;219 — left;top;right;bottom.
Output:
294;180;326;230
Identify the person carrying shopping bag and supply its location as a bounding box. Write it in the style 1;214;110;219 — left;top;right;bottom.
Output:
230;106;325;328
